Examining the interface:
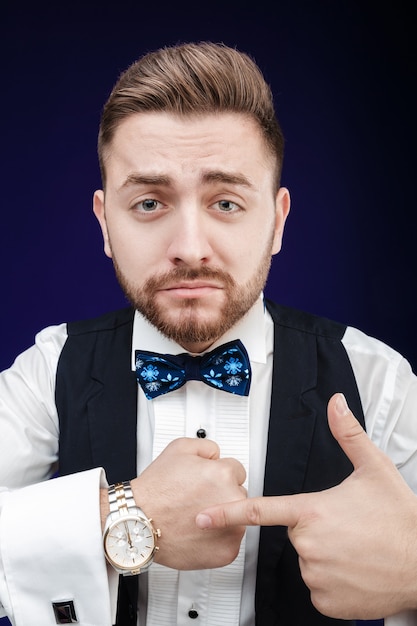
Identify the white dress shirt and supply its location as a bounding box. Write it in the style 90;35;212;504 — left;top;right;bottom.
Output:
131;295;272;626
0;295;416;625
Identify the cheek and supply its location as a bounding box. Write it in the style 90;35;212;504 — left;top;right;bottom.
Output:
230;224;273;265
108;215;150;252
108;226;157;274
221;241;266;286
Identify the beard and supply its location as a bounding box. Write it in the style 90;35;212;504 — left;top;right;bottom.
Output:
112;250;272;348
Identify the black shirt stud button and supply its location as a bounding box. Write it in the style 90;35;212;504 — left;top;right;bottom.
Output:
196;428;206;438
188;608;199;619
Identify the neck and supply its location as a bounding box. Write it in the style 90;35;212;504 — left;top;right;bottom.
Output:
178;338;218;354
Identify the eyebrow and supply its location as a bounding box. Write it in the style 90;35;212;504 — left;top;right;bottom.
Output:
118;169;254;191
119;173;171;190
201;170;253;188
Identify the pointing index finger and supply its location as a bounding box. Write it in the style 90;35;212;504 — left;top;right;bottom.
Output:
196;395;378;531
196;494;305;529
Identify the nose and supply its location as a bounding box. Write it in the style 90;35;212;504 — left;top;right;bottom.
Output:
167;209;214;267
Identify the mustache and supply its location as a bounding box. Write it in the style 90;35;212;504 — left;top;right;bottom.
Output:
143;266;236;290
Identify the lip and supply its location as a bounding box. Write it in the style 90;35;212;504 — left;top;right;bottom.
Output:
158;281;223;298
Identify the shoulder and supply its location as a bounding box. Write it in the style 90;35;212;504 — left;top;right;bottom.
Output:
57;308;135;380
265;299;346;340
66;307;135;336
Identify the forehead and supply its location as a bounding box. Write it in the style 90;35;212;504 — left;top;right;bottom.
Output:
103;111;276;187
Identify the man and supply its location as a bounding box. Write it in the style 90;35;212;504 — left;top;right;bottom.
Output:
0;41;416;626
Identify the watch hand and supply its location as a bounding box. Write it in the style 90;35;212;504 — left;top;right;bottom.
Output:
124;521;133;547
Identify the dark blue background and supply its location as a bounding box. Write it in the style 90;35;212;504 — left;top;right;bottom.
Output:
1;1;415;624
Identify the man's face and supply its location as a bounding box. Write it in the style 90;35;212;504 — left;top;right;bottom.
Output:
94;111;290;352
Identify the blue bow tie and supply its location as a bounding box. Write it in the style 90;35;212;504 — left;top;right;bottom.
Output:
135;340;251;400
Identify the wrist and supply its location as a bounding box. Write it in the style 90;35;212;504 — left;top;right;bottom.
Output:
100;487;110;532
102;480;160;575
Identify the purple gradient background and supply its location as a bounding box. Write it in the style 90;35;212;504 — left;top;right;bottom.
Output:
1;2;415;625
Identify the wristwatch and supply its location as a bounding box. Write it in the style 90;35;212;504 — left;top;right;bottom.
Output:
103;481;160;575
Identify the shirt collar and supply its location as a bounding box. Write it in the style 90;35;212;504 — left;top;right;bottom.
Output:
131;293;268;370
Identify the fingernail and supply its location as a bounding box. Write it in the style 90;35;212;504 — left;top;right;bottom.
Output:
195;513;212;529
335;393;348;416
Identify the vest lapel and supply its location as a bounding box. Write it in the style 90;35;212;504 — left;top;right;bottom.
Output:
255;301;360;624
86;320;138;484
81;310;139;626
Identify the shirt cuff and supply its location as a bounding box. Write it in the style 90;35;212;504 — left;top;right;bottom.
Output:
0;468;112;625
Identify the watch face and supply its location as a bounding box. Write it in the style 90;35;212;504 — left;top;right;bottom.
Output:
104;515;155;572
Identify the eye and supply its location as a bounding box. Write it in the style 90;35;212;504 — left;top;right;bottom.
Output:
135;198;162;212
215;200;240;213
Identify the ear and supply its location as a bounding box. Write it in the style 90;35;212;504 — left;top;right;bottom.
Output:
271;187;290;255
93;190;112;258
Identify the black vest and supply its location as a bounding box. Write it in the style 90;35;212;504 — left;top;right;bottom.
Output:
55;301;365;625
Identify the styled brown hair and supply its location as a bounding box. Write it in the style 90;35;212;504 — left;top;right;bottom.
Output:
98;42;284;189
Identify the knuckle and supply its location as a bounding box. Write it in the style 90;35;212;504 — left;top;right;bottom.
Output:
294;534;320;564
245;500;263;525
220;530;244;563
310;592;336;619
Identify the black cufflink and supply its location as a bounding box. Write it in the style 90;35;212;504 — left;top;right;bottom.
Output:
52;600;78;623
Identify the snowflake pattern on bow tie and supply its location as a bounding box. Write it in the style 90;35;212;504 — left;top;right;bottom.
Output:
135;340;251;399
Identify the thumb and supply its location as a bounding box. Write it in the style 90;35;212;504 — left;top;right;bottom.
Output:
327;393;374;469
